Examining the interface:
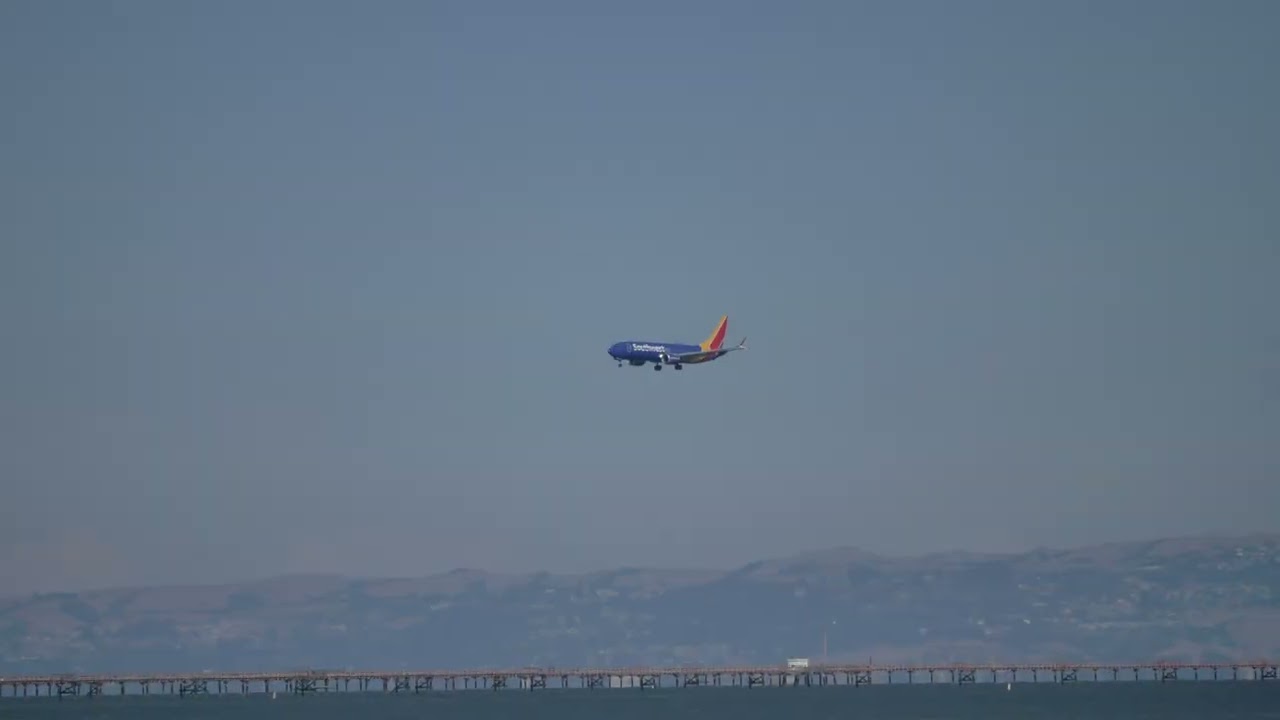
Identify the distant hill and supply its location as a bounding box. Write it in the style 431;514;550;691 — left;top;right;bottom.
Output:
2;533;1277;674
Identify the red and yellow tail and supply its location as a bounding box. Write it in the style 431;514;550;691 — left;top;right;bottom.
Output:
699;315;728;351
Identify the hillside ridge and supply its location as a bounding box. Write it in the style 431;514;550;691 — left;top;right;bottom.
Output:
2;532;1276;673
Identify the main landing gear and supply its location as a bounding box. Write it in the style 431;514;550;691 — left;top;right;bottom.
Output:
615;360;681;371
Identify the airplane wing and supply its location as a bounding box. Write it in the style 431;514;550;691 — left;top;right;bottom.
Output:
668;337;747;363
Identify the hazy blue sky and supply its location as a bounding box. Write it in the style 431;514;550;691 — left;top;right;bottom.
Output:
2;0;1277;594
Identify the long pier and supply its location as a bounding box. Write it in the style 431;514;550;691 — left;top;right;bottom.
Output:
2;661;1277;698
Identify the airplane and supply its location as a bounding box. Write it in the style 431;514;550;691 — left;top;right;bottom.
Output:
607;315;747;371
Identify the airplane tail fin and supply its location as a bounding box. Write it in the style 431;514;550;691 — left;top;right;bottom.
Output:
699;315;729;351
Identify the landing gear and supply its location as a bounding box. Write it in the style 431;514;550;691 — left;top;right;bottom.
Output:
654;364;661;371
674;363;683;370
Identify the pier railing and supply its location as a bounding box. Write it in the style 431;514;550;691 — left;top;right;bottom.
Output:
2;660;1276;698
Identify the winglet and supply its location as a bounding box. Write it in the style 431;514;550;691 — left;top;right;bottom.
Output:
700;315;728;351
737;336;747;349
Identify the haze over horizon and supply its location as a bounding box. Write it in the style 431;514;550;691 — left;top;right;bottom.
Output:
3;0;1277;596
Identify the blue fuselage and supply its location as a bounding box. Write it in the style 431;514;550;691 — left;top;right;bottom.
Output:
608;340;702;366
